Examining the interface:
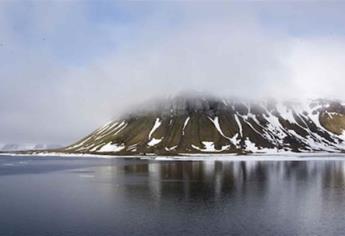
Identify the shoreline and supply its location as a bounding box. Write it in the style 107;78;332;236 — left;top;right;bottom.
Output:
1;152;345;161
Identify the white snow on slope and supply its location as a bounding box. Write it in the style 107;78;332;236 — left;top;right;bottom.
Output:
98;143;125;152
230;134;240;147
95;121;126;141
112;121;127;136
148;138;162;146
203;142;216;151
165;145;178;151
234;114;243;137
68;121;127;151
66;99;345;154
127;144;138;152
209;116;231;140
182;117;190;135
244;138;259;152
149;118;162;139
264;111;287;141
276;102;297;124
192;142;230;152
244;138;282;154
339;131;345;140
67;136;92;150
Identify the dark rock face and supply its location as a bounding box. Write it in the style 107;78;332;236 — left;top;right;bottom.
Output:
65;97;345;155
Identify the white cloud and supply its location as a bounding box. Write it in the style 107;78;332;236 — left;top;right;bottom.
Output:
285;38;345;100
0;2;345;144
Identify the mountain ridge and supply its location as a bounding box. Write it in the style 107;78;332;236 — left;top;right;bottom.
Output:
63;95;345;155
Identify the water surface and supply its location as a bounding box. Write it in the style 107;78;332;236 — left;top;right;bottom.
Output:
1;155;345;236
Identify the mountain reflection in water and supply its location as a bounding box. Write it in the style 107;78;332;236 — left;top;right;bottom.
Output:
113;161;345;201
1;157;345;236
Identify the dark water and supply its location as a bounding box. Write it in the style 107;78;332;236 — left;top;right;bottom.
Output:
1;156;345;236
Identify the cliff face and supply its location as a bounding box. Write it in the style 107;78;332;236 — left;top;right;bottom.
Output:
65;97;345;155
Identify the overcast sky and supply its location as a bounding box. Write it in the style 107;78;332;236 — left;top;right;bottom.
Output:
1;1;345;145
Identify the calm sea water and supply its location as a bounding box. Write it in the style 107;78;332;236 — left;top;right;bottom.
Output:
1;155;345;236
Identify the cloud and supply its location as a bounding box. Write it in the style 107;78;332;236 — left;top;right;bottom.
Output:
284;37;345;99
0;1;345;144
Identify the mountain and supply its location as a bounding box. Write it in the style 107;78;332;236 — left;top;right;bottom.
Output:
0;144;62;152
64;95;345;155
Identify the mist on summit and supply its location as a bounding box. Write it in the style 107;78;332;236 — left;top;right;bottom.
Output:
1;2;345;145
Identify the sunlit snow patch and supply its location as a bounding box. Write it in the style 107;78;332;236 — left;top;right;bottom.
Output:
165;145;178;151
148;138;162;146
339;131;345;141
149;118;162;139
234;114;243;137
244;138;281;154
276;102;297;125
182;117;190;135
192;142;230;152
98;143;125;152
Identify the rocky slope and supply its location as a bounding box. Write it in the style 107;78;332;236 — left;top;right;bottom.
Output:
65;96;345;155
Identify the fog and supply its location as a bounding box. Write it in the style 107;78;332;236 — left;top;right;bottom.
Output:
1;1;345;144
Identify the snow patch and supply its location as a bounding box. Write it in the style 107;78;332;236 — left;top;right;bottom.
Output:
209;116;231;140
230;134;240;147
165;145;178;151
276;102;297;124
192;142;230;152
182;117;190;135
149;118;162;139
98;143;125;152
148;138;162;146
127;144;138;152
339;131;345;141
245;138;259;152
244;138;280;154
234;114;243;137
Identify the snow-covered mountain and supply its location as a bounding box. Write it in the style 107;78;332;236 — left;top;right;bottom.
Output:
65;96;345;155
0;144;62;152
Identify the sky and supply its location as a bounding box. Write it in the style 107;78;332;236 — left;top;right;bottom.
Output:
1;1;345;145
